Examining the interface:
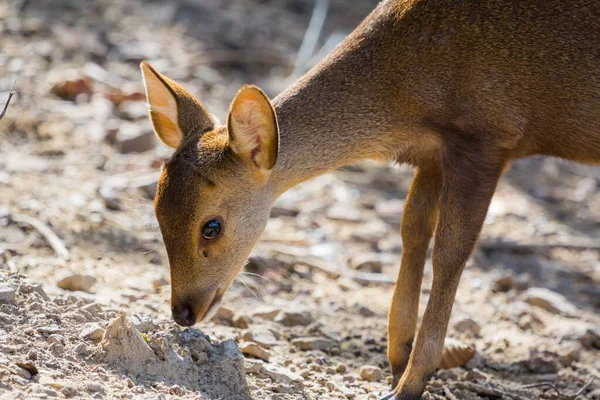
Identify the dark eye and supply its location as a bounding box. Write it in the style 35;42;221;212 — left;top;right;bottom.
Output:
202;219;222;240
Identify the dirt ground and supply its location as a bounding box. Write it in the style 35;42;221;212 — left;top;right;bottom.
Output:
1;0;599;399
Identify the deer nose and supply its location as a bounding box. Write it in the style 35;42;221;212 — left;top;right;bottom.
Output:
171;303;196;327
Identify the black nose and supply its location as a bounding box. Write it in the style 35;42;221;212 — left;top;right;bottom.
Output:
172;303;196;327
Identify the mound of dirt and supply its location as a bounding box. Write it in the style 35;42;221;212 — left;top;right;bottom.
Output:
0;272;250;399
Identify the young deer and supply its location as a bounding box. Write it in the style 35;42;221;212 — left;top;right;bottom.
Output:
141;0;599;398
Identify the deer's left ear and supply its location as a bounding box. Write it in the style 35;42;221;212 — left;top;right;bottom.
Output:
227;85;279;171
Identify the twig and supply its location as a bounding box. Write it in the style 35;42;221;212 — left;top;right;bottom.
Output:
349;271;396;285
288;0;330;80
479;238;600;253
10;214;70;259
0;79;17;121
521;377;595;399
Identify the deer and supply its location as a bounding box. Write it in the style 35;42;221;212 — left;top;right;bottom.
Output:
140;0;600;398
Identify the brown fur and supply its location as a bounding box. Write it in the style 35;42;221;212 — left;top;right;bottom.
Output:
142;0;599;398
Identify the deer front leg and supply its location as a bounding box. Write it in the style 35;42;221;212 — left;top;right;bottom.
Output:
385;148;507;400
388;164;441;388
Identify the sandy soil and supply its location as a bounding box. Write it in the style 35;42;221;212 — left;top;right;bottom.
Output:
1;0;599;399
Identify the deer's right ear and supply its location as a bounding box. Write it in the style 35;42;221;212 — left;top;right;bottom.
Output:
140;61;215;148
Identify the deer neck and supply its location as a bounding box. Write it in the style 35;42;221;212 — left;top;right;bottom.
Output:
269;32;405;196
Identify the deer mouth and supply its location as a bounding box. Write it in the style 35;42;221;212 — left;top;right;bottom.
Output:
198;290;224;322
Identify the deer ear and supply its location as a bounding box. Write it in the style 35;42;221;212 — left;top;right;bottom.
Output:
227;85;279;171
140;61;215;148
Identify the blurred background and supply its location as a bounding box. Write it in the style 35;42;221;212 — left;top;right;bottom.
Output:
0;0;599;399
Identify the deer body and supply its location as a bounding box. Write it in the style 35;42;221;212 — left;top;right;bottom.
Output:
141;0;600;398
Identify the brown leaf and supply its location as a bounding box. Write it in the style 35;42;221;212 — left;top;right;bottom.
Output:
50;78;93;101
438;338;476;369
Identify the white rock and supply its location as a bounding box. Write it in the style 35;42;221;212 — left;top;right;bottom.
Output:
523;287;579;317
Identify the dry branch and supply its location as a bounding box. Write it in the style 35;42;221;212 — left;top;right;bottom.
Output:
521;377;595;399
0;79;17;121
11;213;70;259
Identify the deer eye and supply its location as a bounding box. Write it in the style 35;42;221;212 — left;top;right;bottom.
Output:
202;219;222;240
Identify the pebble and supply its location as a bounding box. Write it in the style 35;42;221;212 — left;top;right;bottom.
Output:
523;287;579;317
240;342;271;361
335;363;348;373
243;329;277;348
232;313;252;329
453;318;482;336
80;323;105;342
0;284;16;303
291;337;335;351
49;342;65;355
251;306;281;321
57;275;97;293
350;254;383;273
582;327;600;349
359;365;383;382
492;275;514;292
47;333;65;344
38;324;61;336
211;306;234;325
274;310;314;327
262;364;304;384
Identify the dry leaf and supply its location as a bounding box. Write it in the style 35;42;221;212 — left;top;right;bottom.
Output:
438;338;476;369
50;78;93;101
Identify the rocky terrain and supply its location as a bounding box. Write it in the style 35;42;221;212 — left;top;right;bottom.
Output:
1;0;599;399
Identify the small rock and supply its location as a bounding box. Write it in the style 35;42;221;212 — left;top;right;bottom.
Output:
232;313;252;329
250;306;281;321
57;275;97;293
49;342;65;355
453;318;481;336
350;254;383;273
47;334;65;345
492;275;514;292
274;310;313;327
0;284;16;303
582;327;600;349
80;323;105;342
85;382;104;394
523;287;578;317
38;324;61;336
262;364;303;384
243;329;277;348
106;122;155;154
14;366;32;380
359;365;383;382
15;362;38;377
240;342;271;361
211;306;234;325
335;363;347;373
291;337;335;351
129;313;156;333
